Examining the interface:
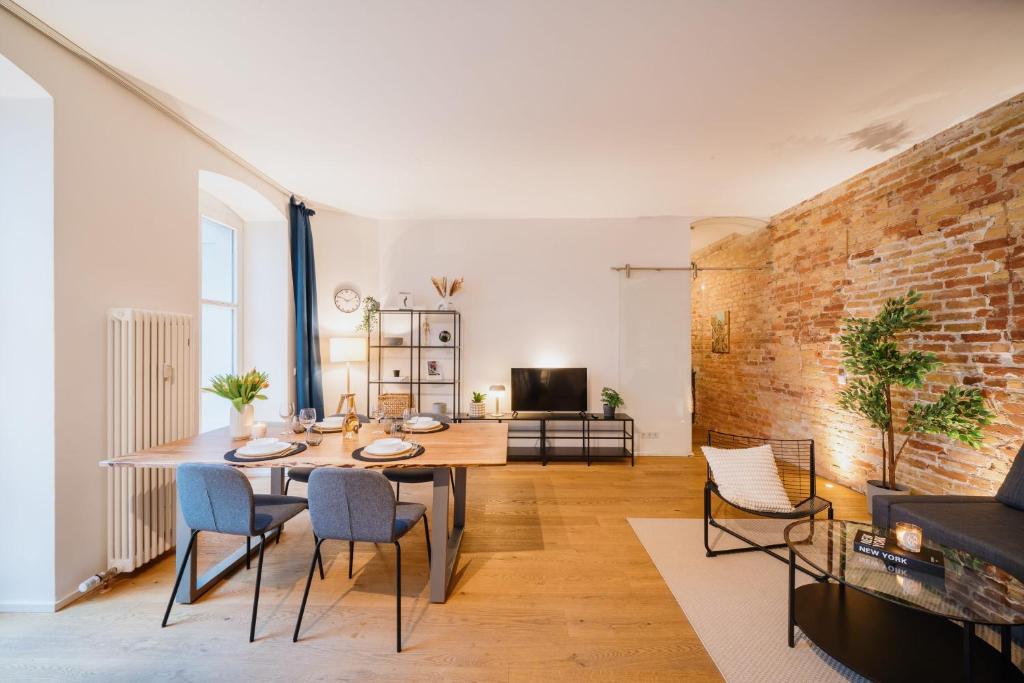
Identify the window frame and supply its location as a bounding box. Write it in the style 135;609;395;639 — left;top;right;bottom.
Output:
199;214;243;431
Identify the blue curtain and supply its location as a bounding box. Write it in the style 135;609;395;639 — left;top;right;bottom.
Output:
289;196;325;418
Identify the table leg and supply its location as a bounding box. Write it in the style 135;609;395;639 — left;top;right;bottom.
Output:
174;498;198;604
963;622;975;681
1001;625;1012;663
430;467;466;603
270;467;284;495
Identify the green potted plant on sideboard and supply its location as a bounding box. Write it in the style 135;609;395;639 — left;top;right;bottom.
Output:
469;391;487;418
601;387;624;419
837;289;994;508
203;369;270;438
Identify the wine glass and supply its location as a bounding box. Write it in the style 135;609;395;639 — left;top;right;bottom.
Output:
298;407;317;444
373;405;385;424
278;401;295;436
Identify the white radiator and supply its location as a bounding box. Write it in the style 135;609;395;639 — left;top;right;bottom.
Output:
107;308;196;572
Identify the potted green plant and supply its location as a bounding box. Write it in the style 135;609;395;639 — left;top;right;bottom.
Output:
203;369;270;438
356;296;380;334
601;387;624;419
837;290;994;508
469;391;487;418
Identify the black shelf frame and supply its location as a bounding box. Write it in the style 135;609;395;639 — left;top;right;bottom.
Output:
454;412;634;466
366;309;462;415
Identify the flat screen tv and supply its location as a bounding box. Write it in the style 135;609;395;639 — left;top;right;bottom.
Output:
511;368;587;412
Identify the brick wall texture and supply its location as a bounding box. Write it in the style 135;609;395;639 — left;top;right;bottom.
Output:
692;93;1024;495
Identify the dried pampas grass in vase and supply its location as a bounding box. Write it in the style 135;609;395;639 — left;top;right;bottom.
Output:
430;275;464;310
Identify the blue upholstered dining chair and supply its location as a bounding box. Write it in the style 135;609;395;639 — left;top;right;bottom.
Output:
163;463;310;642
284;413;370;494
293;468;430;652
382;412;454;499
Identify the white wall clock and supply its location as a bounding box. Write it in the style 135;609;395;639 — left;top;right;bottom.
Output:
334;288;361;313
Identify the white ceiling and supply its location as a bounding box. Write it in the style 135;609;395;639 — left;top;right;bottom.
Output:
14;0;1024;219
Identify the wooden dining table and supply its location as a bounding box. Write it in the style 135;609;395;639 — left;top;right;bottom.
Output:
99;421;508;604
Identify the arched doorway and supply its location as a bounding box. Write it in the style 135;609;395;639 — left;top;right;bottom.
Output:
0;53;55;609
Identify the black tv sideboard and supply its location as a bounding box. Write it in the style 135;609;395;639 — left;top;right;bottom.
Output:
453;412;634;466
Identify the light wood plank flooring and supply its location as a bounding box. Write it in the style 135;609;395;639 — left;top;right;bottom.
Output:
0;447;868;681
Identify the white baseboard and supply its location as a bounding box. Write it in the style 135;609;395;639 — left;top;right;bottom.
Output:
0;588;86;613
0;601;56;613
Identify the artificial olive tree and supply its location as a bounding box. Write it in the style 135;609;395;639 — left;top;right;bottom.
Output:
837;290;994;490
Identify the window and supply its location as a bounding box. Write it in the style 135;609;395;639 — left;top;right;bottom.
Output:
200;216;238;432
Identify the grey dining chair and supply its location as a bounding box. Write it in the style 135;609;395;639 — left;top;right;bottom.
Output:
163;463;309;642
382;412;453;499
293;468;430;652
284;413;370;494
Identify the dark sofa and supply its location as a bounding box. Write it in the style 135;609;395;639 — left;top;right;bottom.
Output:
871;444;1024;582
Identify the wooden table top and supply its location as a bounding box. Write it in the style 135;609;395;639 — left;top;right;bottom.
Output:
99;422;509;470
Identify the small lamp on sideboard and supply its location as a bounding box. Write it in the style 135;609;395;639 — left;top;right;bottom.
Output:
330;337;368;413
489;384;506;417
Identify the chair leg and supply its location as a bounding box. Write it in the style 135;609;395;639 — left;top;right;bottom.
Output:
396;481;400;500
395;540;402;653
284;478;291;495
423;515;431;564
162;530;198;627
316;536;325;580
293;538;324;642
703;486;714;557
348;541;354;579
277;525;283;544
250;533;266;643
246;537;251;570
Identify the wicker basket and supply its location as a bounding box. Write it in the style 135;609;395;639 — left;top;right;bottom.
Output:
378;392;412;418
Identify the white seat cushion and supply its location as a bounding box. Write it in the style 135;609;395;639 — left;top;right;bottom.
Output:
703;444;795;513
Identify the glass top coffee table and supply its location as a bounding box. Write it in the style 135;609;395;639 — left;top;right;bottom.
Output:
784;519;1024;682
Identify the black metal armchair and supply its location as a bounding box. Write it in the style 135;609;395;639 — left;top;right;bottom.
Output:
703;430;832;579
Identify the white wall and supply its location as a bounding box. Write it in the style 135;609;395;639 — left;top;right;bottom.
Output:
314;215;693;454
313;210;380;416
0;57;54;610
0;10;289;609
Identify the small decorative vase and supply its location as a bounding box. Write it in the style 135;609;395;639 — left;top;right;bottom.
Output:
469;402;486;418
437;298;450;311
603;403;615;419
229;403;255;438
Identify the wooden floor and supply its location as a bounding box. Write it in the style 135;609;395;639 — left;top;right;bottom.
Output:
0;444;868;682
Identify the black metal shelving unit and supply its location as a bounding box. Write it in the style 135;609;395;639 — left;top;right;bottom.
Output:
366;309;462;415
453;412;634;466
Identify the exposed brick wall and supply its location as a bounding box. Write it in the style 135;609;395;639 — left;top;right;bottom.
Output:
692;94;1024;495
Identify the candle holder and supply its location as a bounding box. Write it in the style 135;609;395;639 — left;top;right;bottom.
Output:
894;522;923;553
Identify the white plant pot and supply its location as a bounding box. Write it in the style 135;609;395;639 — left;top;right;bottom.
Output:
469;402;486;418
864;478;910;517
229;403;255;439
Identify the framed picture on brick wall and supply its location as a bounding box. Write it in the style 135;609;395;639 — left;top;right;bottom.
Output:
711;310;730;353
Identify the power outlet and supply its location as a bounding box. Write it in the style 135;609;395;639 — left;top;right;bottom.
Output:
640;431;659;440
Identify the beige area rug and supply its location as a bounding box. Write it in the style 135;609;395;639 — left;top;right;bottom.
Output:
628;517;865;683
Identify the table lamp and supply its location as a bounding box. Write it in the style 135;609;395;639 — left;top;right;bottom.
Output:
489;384;506;417
330;337;368;412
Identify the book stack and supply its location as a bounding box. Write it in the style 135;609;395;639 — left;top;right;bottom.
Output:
853;530;945;578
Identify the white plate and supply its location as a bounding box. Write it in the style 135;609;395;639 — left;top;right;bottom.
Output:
237;440;292;457
404;420;440;431
315;421;345;432
365;440;411;456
